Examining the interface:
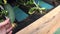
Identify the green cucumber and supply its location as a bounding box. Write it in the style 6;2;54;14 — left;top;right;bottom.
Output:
4;4;15;23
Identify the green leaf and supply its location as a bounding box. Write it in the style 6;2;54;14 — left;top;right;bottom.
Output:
1;10;8;16
0;0;2;4
0;19;4;22
28;7;37;14
28;7;46;14
4;4;15;23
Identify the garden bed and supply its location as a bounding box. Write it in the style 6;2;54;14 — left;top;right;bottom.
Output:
12;0;60;34
16;5;60;34
0;0;60;34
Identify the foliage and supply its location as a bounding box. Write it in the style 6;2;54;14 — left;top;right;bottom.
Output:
0;0;46;22
0;0;15;23
16;0;34;5
25;0;34;6
16;0;46;14
0;0;3;4
4;4;15;23
0;5;8;22
28;7;46;14
28;0;46;14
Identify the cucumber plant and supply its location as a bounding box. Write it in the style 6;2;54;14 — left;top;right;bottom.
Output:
0;0;15;27
16;0;46;14
28;0;46;14
0;5;8;22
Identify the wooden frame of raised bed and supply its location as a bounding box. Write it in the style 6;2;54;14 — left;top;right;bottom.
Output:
16;5;60;34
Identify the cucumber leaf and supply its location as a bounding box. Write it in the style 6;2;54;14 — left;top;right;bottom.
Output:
4;4;15;23
0;0;2;4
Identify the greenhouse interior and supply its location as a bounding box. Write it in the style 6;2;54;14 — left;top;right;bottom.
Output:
0;0;60;34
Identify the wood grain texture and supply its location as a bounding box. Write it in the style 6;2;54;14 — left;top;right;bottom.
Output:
16;5;60;34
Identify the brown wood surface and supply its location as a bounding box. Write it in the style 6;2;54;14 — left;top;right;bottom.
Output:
16;5;60;34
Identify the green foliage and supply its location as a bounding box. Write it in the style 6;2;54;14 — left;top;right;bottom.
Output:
28;0;46;14
28;7;46;14
1;10;8;16
16;0;46;14
0;0;46;22
0;5;8;22
4;4;15;23
0;0;15;23
26;0;34;5
16;0;34;6
28;7;36;14
0;0;3;4
0;0;7;4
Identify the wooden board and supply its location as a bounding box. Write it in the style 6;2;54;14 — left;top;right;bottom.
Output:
16;5;60;34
